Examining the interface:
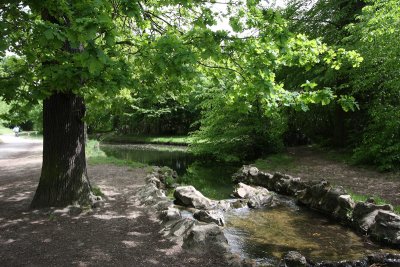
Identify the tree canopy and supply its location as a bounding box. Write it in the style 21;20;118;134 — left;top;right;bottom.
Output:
0;0;368;207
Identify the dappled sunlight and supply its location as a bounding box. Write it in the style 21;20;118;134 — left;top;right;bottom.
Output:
7;191;32;202
0;238;16;245
0;138;222;266
53;207;72;214
121;240;139;248
99;187;121;197
86;248;112;262
145;259;160;265
74;261;88;267
92;214;126;220
29;219;47;225
156;243;183;256
0;218;25;228
127;231;150;237
126;210;143;219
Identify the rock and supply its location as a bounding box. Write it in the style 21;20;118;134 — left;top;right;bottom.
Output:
232;166;273;189
146;176;163;189
159;206;181;222
232;165;258;183
368;253;400;266
224;254;257;267
297;180;331;207
165;218;196;239
211;199;249;211
136;183;169;206
286;177;306;196
152;199;173;211
271;173;296;195
213;200;232;211
249;167;259;176
151;166;178;188
321;187;355;221
68;205;83;216
314;258;368;266
194;210;225;226
353;201;393;232
352;202;400;246
174;186;215;210
183;223;228;252
91;199;105;209
296;182;356;222
234;183;275;208
370;210;400;246
89;194;105;209
280;251;307;267
334;194;355;221
234;182;267;198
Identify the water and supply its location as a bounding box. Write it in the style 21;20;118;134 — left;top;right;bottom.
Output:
101;144;399;264
225;203;398;265
101;144;239;199
101;144;193;175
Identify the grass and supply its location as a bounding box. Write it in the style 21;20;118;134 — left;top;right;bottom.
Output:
323;149;353;164
0;124;11;134
86;139;145;168
92;186;105;197
102;134;193;146
349;191;400;214
88;156;146;168
253;153;295;172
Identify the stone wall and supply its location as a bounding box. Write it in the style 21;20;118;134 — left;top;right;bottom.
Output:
233;165;400;248
135;167;256;267
135;166;400;266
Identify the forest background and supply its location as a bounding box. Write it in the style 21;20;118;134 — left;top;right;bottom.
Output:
1;0;398;173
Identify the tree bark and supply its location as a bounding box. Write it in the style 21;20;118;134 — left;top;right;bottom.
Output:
31;92;92;208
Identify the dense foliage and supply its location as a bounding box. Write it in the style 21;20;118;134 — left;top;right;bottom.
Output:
281;0;399;171
349;0;400;170
1;0;396;182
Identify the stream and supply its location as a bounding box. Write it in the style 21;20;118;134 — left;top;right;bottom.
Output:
102;144;399;265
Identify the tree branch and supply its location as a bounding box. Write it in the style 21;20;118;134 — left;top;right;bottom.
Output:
197;61;248;82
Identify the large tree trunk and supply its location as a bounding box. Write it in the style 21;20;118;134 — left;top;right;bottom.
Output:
31;92;92;208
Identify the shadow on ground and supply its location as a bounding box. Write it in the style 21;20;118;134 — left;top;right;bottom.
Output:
0;160;225;266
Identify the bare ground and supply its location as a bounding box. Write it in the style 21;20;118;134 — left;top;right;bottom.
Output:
263;146;400;206
0;136;226;266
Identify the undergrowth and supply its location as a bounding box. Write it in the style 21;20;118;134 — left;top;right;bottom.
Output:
253;153;295;172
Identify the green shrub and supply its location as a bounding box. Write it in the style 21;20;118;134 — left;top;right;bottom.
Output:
352;104;400;171
190;97;286;162
92;186;105;197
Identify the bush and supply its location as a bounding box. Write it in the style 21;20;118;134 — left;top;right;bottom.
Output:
352;104;400;171
190;98;286;162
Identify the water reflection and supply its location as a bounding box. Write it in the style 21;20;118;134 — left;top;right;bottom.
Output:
101;144;239;199
101;144;193;175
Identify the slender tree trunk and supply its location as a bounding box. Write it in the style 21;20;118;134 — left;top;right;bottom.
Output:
31;92;92;208
332;104;346;147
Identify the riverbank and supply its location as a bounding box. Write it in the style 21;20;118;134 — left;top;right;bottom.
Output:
100;134;192;146
254;146;400;209
96;141;400;211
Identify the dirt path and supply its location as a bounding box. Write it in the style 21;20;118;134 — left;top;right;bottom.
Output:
261;146;400;206
0;136;225;266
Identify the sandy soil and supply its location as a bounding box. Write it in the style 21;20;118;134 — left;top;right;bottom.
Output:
0;135;226;266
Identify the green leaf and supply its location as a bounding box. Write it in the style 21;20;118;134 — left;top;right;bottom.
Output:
44;29;54;40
